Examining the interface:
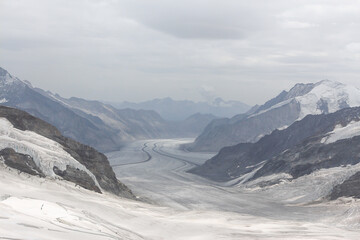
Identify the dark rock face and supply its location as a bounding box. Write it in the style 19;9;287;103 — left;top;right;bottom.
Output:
252;136;360;181
59;138;134;198
0;106;134;198
330;172;360;200
190;107;360;183
0;148;44;177
53;166;101;193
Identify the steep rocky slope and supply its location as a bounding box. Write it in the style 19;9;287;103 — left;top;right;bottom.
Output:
190;107;360;200
0;106;134;198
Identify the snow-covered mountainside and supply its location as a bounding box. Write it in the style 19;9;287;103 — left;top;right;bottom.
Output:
111;97;250;121
190;107;360;200
0;67;216;152
0;106;134;198
189;80;360;152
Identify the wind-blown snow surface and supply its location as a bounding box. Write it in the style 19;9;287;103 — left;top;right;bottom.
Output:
1;139;360;239
0;117;100;187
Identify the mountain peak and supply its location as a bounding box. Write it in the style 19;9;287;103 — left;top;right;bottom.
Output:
0;67;25;87
315;79;345;88
0;67;9;77
287;82;315;99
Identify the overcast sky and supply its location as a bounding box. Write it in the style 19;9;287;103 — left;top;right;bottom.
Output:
1;0;360;105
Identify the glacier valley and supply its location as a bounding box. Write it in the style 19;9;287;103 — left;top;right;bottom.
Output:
2;139;360;239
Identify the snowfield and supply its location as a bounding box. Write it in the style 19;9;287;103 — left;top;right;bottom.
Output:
321;120;360;144
1;139;360;239
296;80;360;119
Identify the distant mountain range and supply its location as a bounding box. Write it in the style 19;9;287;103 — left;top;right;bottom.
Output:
188;80;360;152
111;97;250;121
0;67;217;152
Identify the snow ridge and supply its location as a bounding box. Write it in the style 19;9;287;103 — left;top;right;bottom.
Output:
250;80;360;121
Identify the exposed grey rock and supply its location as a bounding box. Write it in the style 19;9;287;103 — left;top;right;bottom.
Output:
252;136;360;181
53;165;101;193
329;172;360;200
0;148;44;177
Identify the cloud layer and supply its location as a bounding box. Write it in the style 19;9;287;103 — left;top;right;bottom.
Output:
1;0;360;105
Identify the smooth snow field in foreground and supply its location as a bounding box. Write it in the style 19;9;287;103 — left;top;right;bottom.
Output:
1;139;360;239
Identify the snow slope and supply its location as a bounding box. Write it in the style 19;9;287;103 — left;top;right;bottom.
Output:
296;80;360;119
322;121;360;144
0;117;100;188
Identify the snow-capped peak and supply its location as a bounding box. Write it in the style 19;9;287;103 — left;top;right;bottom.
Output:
0;67;26;87
286;82;315;99
296;80;360;119
315;79;344;88
249;80;360;121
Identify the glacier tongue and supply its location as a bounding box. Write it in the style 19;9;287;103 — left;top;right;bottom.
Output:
0;118;100;189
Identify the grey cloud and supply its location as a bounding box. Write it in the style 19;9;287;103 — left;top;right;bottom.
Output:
2;0;360;105
117;0;272;39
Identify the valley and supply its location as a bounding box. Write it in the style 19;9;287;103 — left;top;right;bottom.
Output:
107;139;360;239
1;68;360;239
2;1;360;238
